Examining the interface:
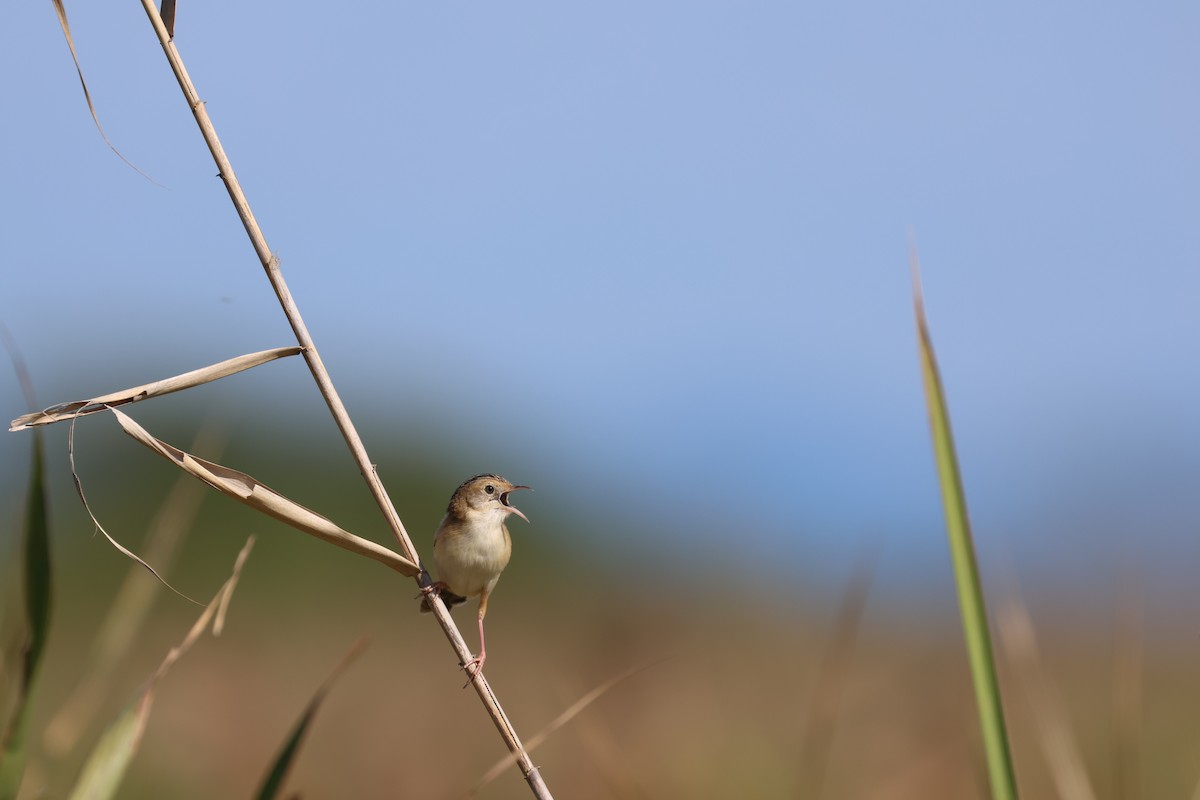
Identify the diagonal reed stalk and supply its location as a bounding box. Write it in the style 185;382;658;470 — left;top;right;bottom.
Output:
133;4;551;796
911;252;1017;800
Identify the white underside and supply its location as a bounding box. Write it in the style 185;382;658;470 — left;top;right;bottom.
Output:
434;519;511;598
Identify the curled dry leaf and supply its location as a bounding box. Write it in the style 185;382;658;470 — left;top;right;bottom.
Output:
68;414;190;601
10;346;303;431
111;407;419;577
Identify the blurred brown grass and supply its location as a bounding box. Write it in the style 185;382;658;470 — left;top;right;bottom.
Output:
7;428;1200;799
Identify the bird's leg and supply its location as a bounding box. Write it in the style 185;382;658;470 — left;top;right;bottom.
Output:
461;591;491;682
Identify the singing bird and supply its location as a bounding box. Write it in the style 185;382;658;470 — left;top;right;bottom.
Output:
420;474;529;678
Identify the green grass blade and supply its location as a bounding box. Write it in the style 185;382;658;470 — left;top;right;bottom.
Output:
255;703;318;800
66;696;148;800
19;433;51;687
0;432;53;799
912;267;1018;800
255;638;368;800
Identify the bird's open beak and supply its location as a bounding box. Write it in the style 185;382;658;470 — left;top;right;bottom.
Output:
500;485;531;523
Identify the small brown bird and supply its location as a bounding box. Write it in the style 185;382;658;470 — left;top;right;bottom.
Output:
420;474;529;678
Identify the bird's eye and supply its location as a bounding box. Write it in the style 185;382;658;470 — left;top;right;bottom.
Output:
484;484;495;494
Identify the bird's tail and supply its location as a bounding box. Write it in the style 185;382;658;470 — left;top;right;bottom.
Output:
420;590;468;613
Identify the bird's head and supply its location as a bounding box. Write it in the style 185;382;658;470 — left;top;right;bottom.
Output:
448;473;530;524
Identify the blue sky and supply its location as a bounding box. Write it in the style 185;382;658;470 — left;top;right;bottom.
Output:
3;3;1198;604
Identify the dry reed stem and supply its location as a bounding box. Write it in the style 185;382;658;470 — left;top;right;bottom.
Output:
134;4;551;796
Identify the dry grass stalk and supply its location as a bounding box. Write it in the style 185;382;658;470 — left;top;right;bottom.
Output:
132;2;552;795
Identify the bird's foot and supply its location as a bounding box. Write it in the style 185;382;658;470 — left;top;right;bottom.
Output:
416;580;448;600
459;652;486;688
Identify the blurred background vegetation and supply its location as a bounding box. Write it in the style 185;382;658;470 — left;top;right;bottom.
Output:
3;385;1199;798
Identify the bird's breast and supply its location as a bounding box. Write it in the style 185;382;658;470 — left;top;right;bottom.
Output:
433;520;511;598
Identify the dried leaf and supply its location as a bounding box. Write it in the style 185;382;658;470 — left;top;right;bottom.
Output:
10;347;303;430
111;408;419;577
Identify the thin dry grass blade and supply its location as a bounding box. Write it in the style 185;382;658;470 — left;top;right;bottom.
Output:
798;547;877;798
468;658;667;797
565;708;653;800
49;0;158;183
11;347;302;431
255;637;369;800
67;538;253;800
110;408;419;576
44;426;223;757
997;592;1096;800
